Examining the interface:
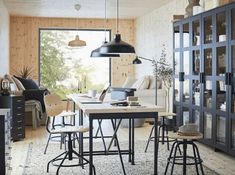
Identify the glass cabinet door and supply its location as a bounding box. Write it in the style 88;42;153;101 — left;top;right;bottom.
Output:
204;16;213;44
204;112;213;139
231;119;235;149
204;80;212;108
192;79;200;106
174;78;180;102
193;50;200;75
174;52;180;75
183;51;190;75
232;9;235;40
192;109;200;131
192;20;200;46
183;79;190;103
174;26;180;49
183;107;190;125
231;46;235;113
216;47;226;76
204;48;212;76
216;115;226;144
216;80;226;111
216;11;227;42
183;23;189;48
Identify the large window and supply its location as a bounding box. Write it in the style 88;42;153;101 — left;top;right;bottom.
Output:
39;29;110;97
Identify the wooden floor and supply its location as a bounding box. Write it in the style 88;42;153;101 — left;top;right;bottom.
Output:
10;121;235;175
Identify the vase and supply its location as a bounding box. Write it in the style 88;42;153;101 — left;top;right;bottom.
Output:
185;0;200;17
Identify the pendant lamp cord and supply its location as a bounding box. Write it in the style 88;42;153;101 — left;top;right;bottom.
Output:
116;0;119;34
104;0;107;42
76;6;79;35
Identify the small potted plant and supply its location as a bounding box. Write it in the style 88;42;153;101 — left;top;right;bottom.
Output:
152;45;173;112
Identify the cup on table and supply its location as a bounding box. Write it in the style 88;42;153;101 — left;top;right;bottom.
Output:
88;90;97;98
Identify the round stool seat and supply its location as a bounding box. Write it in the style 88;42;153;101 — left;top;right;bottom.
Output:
168;132;203;140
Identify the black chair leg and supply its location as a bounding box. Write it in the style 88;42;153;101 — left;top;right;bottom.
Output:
47;151;67;172
170;143;180;175
192;144;200;175
144;125;155;152
165;125;170;150
44;133;51;154
56;152;69;175
193;142;204;175
164;141;177;175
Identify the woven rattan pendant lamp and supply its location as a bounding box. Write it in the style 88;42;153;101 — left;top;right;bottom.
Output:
90;0;119;57
68;4;86;47
99;0;135;54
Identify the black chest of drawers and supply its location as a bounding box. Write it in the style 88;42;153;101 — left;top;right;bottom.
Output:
0;109;12;174
0;95;25;141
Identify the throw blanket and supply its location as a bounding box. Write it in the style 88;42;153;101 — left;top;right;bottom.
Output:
23;89;49;113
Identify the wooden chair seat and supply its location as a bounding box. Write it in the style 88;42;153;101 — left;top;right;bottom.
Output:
50;126;89;134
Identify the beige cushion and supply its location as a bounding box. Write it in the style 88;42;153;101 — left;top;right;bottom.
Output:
5;74;19;91
4;74;15;83
131;76;150;90
122;76;136;88
149;76;162;89
12;76;25;91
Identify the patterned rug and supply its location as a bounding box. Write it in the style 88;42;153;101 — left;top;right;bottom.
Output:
23;140;218;175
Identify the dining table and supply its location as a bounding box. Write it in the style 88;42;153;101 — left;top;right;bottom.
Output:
67;93;164;175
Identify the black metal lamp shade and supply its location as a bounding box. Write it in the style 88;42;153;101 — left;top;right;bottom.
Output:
90;41;120;57
132;56;142;64
90;47;120;57
99;34;135;54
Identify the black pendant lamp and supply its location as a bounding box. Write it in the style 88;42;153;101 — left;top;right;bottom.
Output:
90;0;120;58
90;42;120;57
99;0;135;54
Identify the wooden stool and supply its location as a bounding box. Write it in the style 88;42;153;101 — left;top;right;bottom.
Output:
165;132;204;175
145;112;177;152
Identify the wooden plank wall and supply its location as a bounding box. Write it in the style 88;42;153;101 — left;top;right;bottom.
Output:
10;16;135;86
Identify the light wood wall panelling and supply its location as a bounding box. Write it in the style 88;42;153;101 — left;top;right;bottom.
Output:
10;16;135;86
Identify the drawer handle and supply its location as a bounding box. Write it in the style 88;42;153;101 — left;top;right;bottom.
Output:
17;100;22;102
17;120;22;123
17;113;22;116
17;107;22;109
18;127;22;130
18;133;23;136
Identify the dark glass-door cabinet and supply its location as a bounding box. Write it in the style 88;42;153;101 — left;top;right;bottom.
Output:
173;2;235;156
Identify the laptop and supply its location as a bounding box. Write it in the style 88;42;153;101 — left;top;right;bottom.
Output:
79;84;109;104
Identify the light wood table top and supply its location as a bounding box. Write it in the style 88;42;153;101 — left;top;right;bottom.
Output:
158;112;176;117
67;93;165;115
